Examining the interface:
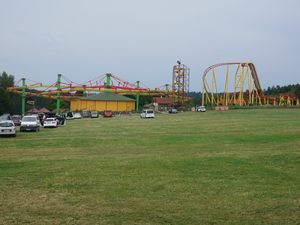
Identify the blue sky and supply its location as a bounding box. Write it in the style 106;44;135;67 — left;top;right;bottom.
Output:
1;0;300;92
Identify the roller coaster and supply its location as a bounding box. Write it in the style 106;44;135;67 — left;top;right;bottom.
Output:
202;61;299;106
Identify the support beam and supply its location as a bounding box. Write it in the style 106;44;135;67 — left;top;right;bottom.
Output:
106;73;111;88
21;78;26;115
56;74;61;114
135;81;140;111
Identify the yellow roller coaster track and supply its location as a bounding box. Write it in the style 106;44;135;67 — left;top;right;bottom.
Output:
202;61;264;106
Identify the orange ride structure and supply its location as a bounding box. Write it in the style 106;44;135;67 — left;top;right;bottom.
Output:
7;73;173;115
202;61;299;106
172;60;190;107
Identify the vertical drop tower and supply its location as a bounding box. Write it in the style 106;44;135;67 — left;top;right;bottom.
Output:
172;61;190;107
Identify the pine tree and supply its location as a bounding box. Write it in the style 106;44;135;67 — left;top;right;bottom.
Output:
0;87;12;115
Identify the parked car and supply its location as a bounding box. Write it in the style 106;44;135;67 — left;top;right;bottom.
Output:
73;112;82;119
0;114;12;121
103;110;114;117
12;115;22;126
20;115;41;132
0;120;16;137
82;110;91;118
43;118;57;128
91;111;99;118
169;108;178;114
196;106;206;112
45;112;56;118
140;109;155;118
66;111;74;120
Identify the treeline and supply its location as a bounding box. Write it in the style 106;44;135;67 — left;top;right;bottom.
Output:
187;84;300;106
1;70;300;115
187;92;202;106
188;84;300;98
263;84;300;96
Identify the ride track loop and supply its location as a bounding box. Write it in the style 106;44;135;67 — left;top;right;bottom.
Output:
201;61;266;106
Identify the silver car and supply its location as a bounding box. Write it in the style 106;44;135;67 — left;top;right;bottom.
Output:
0;120;16;137
91;111;99;118
20;115;41;132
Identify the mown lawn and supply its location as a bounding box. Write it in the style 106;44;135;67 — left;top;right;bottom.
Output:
1;108;300;224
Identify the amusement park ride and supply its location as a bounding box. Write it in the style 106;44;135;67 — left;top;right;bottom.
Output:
7;73;172;115
172;61;190;106
202;61;263;106
7;61;191;115
7;61;299;115
201;61;299;106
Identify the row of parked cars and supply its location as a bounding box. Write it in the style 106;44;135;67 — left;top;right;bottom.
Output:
66;110;115;119
0;114;21;137
140;106;206;119
0;114;44;137
0;113;66;137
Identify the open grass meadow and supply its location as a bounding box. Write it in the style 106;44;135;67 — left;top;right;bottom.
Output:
1;108;300;224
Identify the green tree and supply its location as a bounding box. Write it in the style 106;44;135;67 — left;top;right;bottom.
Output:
0;71;14;88
187;92;202;107
0;72;14;114
11;93;22;115
294;86;300;99
48;99;70;111
0;87;13;114
74;91;85;97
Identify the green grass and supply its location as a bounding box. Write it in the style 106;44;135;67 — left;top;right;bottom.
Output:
1;108;300;224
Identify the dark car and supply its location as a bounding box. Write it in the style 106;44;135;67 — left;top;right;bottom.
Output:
12;115;22;126
103;110;114;117
169;108;178;114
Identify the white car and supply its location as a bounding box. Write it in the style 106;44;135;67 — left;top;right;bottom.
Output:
140;109;155;118
196;106;206;112
0;120;16;137
43;118;57;128
73;113;82;119
20;115;41;132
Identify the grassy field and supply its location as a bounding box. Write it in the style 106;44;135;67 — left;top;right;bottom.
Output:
1;108;300;224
